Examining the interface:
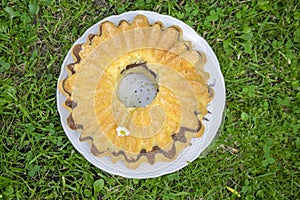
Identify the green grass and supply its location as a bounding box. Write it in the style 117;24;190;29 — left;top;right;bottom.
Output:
0;0;299;199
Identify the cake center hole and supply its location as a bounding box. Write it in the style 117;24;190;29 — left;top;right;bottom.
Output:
117;65;158;108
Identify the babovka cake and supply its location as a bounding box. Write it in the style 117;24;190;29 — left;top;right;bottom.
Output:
59;15;213;169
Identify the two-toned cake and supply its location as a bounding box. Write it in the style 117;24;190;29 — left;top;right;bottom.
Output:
59;15;213;169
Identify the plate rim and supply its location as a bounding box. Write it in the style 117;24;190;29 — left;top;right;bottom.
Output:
56;10;226;179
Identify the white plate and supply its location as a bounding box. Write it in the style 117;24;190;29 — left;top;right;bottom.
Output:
57;11;226;179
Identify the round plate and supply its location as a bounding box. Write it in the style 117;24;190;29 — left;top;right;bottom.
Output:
57;11;225;179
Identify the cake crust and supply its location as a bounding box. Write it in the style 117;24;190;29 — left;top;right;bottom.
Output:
59;15;213;169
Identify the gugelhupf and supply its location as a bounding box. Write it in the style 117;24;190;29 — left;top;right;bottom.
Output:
59;15;213;169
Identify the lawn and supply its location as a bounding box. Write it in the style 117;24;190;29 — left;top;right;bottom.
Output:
0;0;299;199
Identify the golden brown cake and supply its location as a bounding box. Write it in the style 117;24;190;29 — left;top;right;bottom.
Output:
59;15;213;169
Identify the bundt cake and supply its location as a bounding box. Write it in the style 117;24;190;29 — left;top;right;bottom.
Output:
59;15;213;169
